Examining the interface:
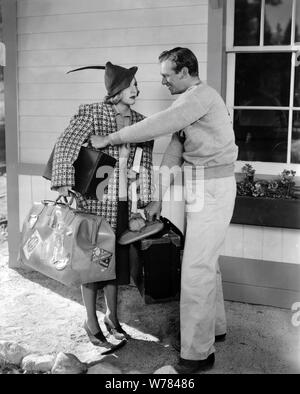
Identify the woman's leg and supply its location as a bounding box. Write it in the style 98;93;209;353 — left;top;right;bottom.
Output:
81;282;103;334
103;280;118;324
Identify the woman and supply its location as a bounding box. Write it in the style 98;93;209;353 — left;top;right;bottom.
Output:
51;62;153;350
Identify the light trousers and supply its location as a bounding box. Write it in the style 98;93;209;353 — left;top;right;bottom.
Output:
180;175;236;360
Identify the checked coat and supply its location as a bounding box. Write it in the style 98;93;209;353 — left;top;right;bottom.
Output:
51;102;153;232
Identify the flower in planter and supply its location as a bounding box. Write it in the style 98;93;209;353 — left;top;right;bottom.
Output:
237;164;297;199
251;182;266;197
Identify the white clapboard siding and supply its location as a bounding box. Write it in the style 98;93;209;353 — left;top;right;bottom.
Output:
18;175;57;230
18;44;207;68
282;229;300;264
19;25;207;51
222;224;300;265
17;6;208;33
224;224;244;258
19;175;32;230
18;62;207;84
19;99;176;117
262;227;283;262
18;0;207;17
20;132;61;149
20;149;52;164
19;82;174;101
20;117;71;133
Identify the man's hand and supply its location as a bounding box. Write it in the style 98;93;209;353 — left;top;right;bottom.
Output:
90;135;110;149
144;201;162;222
57;186;71;197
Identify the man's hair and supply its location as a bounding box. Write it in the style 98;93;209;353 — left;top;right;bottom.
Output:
158;47;199;77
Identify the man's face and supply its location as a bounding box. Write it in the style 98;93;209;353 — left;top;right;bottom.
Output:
160;59;185;95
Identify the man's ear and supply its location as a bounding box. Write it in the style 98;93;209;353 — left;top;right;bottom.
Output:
180;67;189;79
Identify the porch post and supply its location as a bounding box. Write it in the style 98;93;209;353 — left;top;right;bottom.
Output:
3;0;20;267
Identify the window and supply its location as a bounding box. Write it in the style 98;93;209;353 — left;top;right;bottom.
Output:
226;0;300;173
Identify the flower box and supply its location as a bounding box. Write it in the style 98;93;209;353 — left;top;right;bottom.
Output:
231;195;300;229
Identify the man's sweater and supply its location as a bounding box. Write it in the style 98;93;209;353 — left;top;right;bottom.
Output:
109;83;238;180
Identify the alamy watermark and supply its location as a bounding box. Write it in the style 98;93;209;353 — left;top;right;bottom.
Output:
95;164;205;212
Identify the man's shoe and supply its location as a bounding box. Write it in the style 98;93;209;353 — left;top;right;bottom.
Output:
215;333;226;342
174;353;215;374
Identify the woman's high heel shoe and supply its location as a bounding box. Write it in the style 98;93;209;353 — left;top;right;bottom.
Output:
103;317;129;340
83;320;108;345
83;321;127;354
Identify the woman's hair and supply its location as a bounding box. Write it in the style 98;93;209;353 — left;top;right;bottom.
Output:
158;47;199;77
104;92;123;105
103;77;139;104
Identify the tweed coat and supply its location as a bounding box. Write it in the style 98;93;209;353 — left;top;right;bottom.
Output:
51;102;153;231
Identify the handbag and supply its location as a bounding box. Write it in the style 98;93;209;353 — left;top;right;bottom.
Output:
43;145;117;199
18;194;116;287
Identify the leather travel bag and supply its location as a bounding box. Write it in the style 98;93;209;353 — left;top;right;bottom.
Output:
18;195;116;287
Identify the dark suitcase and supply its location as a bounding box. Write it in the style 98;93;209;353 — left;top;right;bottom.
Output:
138;217;184;304
43;145;116;199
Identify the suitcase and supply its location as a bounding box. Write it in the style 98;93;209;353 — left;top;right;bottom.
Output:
138;217;184;304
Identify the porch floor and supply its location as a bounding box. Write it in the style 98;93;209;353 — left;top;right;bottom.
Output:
0;241;299;374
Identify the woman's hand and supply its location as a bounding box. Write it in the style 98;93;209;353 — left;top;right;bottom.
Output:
57;186;71;197
90;135;110;149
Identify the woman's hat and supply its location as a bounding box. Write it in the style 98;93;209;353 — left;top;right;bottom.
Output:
67;62;138;98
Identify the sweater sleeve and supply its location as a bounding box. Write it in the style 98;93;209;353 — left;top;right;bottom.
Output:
108;87;208;145
51;105;94;190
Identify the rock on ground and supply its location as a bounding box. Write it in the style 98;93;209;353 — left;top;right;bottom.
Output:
0;341;30;366
51;352;87;374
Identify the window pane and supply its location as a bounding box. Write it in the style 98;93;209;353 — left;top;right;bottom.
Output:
294;62;300;106
264;0;292;45
234;0;261;46
296;0;300;42
291;111;300;163
235;53;291;107
234;109;288;162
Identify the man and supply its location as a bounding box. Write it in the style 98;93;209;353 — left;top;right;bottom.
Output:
91;47;238;373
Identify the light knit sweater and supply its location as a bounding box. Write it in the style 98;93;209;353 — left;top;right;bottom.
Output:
109;83;238;181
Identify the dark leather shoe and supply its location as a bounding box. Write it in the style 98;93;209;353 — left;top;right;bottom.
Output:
104;316;130;340
215;333;226;342
83;320;107;344
175;353;215;374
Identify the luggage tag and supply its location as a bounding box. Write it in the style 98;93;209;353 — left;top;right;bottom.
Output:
23;229;43;260
92;247;112;270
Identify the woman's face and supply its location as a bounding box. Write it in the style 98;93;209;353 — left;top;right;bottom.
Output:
119;78;139;106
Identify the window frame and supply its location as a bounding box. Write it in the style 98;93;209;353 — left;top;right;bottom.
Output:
226;0;300;175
